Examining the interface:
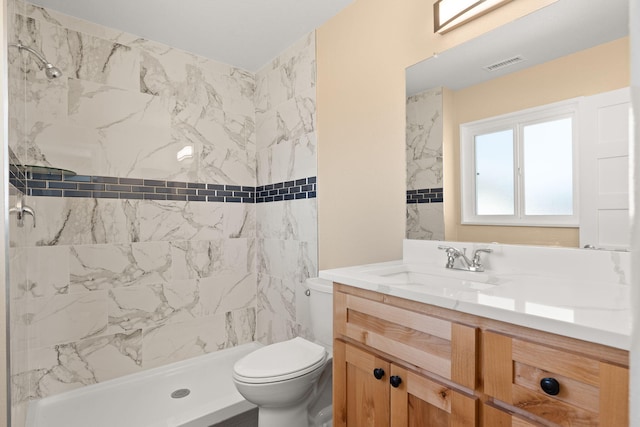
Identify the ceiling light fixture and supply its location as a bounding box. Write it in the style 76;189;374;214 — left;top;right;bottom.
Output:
434;0;513;34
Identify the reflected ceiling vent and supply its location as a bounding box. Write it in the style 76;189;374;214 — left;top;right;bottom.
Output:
483;55;526;72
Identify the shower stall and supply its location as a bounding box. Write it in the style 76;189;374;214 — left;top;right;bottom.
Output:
1;0;320;425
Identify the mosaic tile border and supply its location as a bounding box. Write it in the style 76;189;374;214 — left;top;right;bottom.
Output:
256;177;316;203
9;164;27;194
10;171;317;204
407;187;443;204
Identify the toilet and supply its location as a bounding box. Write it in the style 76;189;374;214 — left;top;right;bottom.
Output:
232;277;333;427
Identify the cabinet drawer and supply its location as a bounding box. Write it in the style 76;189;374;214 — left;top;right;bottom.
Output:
483;331;629;426
335;290;477;389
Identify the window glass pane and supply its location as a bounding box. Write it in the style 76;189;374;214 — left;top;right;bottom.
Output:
523;118;573;215
475;129;514;215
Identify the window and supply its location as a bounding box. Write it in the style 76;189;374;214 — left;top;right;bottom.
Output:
460;100;578;226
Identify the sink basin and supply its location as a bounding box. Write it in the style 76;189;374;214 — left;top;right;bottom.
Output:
385;271;496;290
361;264;498;291
358;264;627;313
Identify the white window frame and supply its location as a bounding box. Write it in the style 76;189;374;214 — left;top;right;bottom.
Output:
460;99;580;227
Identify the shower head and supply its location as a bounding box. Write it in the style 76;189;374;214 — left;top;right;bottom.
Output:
10;43;62;79
43;63;62;79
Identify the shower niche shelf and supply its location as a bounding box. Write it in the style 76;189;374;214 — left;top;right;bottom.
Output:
11;164;77;177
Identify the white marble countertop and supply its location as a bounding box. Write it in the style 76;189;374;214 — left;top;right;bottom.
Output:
320;244;631;350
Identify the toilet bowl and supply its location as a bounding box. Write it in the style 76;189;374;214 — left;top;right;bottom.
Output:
232;277;333;427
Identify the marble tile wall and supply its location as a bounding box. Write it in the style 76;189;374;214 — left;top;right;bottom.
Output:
406;88;445;240
8;193;29;426
12;3;256;185
8;194;258;416
255;33;319;344
8;0;30;424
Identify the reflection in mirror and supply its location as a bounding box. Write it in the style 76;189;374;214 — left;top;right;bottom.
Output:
406;88;444;240
460;103;578;225
405;0;629;248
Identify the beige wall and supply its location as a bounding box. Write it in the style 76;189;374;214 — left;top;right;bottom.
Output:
446;37;630;246
316;0;558;269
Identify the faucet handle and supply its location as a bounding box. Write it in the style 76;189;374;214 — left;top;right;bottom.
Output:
472;248;492;267
437;245;458;268
473;248;493;255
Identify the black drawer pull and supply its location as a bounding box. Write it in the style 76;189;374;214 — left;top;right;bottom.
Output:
540;377;560;395
390;375;402;388
373;368;385;380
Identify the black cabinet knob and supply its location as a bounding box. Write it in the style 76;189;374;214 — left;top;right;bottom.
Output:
540;377;560;396
373;368;385;380
390;375;402;388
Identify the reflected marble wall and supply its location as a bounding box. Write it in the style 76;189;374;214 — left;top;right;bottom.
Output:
406;88;444;240
255;33;318;344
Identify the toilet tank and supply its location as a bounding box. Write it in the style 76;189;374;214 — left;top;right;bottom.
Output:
306;278;333;349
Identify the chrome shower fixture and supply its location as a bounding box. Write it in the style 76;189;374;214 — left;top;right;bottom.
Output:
10;42;62;79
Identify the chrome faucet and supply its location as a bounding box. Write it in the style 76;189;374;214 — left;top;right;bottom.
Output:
437;246;492;272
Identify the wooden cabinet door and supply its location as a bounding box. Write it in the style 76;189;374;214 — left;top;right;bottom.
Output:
335;340;391;427
389;365;477;427
483;404;541;427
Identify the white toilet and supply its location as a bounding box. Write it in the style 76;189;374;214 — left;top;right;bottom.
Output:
232;277;333;427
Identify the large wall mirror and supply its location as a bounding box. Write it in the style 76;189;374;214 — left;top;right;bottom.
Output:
405;0;630;248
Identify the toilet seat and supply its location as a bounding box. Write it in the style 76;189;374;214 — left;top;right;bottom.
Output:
233;337;327;384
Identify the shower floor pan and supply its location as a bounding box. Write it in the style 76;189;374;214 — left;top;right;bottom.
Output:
26;342;262;427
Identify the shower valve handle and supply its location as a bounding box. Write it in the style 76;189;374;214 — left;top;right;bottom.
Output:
23;205;35;227
9;196;35;227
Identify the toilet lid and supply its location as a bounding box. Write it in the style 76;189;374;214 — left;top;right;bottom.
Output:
233;337;327;384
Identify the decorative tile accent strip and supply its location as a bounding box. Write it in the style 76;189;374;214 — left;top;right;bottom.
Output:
9;165;27;194
20;172;318;203
255;177;317;203
406;187;443;204
8;148;27;194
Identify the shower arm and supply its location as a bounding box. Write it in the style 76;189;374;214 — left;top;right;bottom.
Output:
9;42;62;79
10;43;50;67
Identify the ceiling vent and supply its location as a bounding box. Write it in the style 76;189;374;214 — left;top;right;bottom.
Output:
483;55;526;72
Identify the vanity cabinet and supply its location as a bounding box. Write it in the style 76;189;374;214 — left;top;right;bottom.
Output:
333;283;629;427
